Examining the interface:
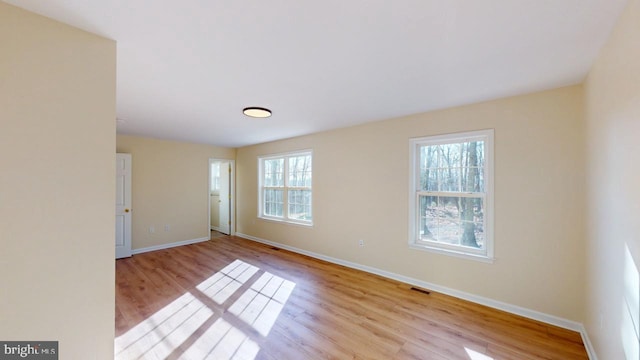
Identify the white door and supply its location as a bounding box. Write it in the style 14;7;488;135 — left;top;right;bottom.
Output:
116;153;132;258
218;161;230;235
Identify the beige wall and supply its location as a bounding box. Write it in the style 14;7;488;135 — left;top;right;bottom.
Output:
116;135;235;250
584;0;640;357
2;1;631;356
237;85;586;321
0;3;116;359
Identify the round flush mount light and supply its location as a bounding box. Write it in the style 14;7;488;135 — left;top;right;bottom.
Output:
243;107;272;118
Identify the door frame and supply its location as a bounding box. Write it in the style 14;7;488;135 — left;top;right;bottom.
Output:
209;158;235;236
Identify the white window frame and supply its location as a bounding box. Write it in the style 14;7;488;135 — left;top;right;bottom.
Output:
408;129;494;262
258;150;313;226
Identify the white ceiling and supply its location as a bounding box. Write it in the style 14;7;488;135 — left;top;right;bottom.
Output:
7;0;629;147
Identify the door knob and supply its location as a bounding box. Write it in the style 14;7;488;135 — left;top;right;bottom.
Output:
125;209;130;213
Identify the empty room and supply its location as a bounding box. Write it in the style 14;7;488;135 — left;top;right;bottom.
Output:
1;0;638;359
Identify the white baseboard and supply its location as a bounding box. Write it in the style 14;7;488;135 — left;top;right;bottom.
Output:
579;325;598;360
132;236;209;255
236;232;588;335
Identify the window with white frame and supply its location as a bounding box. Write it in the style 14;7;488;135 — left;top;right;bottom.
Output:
259;150;312;225
409;130;494;261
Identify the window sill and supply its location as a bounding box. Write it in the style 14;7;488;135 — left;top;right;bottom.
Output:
258;216;313;228
409;243;494;263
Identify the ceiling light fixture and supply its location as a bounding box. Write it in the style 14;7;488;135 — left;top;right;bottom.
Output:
243;107;272;118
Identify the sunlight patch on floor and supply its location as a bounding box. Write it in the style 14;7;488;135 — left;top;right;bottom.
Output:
116;259;295;360
228;272;296;336
465;347;494;360
115;292;212;359
182;318;260;359
196;259;260;305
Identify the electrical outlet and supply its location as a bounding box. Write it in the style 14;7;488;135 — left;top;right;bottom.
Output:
149;226;155;234
358;239;364;247
164;224;170;232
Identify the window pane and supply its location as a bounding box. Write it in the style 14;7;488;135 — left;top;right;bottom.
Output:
427;196;461;245
264;189;283;217
418;195;438;240
288;189;311;221
288;155;312;187
419;195;484;249
472;221;484;248
419;146;438;191
464;141;484;192
264;159;284;187
437;168;462;192
420;140;486;193
463;166;483;192
439;143;462;169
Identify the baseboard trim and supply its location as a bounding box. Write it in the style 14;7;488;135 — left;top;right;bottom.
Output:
236;232;586;334
579;325;598;360
132;236;210;255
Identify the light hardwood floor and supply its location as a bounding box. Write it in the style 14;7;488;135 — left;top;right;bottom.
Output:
115;233;588;359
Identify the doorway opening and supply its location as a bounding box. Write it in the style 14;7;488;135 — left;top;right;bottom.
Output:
209;159;235;236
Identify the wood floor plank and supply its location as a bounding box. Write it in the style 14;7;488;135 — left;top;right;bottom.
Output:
393;341;453;360
115;232;588;359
